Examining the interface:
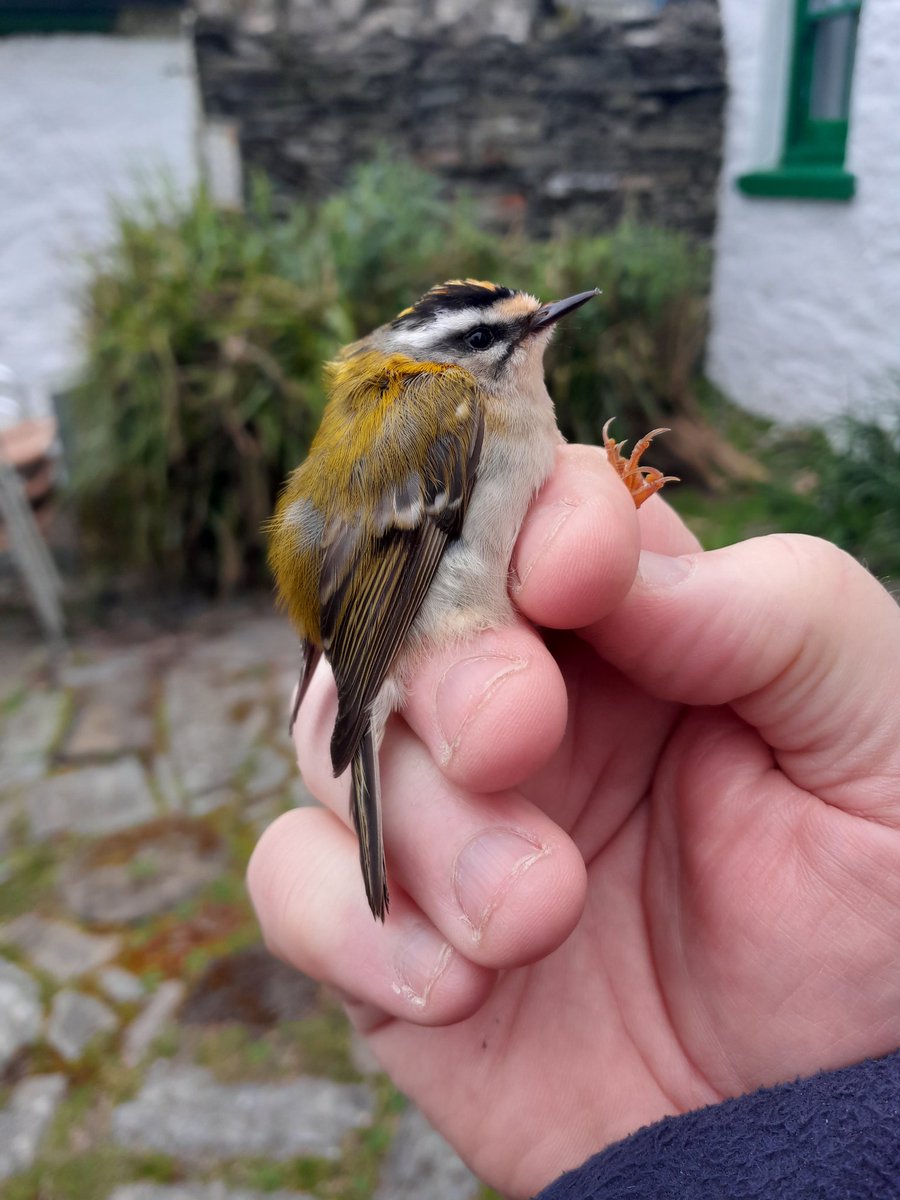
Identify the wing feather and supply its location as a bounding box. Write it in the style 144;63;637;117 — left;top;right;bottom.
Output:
322;375;483;777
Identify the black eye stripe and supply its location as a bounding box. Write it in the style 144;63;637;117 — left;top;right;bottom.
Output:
433;319;520;354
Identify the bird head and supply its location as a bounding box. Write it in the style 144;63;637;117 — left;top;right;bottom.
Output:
368;279;598;393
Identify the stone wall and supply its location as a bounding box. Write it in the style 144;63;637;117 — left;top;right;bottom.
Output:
193;0;724;238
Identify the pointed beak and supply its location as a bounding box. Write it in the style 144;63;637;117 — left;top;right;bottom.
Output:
529;288;599;332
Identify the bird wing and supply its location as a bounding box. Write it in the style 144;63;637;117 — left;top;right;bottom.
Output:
320;369;484;776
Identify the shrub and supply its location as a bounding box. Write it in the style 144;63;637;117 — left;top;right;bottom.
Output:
70;184;349;593
519;224;710;469
70;159;710;593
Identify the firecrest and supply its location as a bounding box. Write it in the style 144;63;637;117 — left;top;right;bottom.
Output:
268;279;673;919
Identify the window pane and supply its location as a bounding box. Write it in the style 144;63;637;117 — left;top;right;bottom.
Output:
809;14;858;120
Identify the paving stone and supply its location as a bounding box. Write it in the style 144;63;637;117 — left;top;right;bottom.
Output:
271;666;301;757
112;1062;374;1161
0;795;21;853
97;966;145;1005
59;822;226;924
46;989;118;1061
61;647;154;759
349;1030;382;1078
0;691;67;791
110;1187;313;1200
154;753;184;811
123;980;185;1067
59;647;151;690
0;690;67;758
25;758;158;839
0;756;47;792
242;745;291;797
0;639;44;707
164;667;262;796
185;787;241;817
0;1074;67;1181
274;663;300;708
0;957;42;1071
187;617;296;674
373;1105;480;1200
244;796;283;834
224;681;270;746
63;696;154;759
179;946;320;1027
0;915;121;982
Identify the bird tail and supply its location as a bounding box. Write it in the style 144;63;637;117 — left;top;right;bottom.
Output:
351;722;389;921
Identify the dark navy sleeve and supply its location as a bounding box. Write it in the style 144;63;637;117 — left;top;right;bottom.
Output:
536;1052;900;1199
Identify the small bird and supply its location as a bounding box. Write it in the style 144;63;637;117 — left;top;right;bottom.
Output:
268;279;673;920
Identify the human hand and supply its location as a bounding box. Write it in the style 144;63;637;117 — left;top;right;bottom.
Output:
249;444;900;1198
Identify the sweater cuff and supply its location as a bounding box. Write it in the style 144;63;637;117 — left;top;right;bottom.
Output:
536;1051;900;1199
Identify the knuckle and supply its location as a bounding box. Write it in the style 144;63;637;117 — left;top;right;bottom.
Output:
770;532;861;599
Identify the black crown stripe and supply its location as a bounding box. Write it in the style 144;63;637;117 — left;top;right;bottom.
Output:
392;281;514;328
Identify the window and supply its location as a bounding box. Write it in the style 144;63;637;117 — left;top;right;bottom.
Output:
0;1;184;36
739;0;862;201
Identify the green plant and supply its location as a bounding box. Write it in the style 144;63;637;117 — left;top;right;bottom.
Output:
793;405;900;578
665;396;900;582
70;182;350;593
525;222;710;445
320;153;501;332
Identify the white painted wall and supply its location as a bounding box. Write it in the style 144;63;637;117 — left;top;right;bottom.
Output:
708;0;900;424
0;35;199;414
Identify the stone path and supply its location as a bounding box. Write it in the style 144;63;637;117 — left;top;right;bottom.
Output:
0;605;483;1198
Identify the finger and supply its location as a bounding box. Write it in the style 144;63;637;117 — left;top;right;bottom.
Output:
247;807;495;1026
297;622;568;797
295;688;587;967
636;491;703;555
380;721;587;964
511;443;699;630
589;533;900;817
402;621;568;792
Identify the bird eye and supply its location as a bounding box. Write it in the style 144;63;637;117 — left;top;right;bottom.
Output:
464;326;494;351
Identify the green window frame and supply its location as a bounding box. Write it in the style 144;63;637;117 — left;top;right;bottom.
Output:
738;0;862;202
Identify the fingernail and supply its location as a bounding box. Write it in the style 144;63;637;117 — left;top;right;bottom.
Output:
453;828;548;940
435;654;526;764
393;923;454;1008
512;497;581;592
637;550;694;588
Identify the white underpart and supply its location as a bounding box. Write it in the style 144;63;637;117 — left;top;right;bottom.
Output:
371;331;562;737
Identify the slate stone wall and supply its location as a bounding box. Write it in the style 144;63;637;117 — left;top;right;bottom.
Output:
193;0;724;238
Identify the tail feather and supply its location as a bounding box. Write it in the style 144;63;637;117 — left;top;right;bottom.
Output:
351;723;389;921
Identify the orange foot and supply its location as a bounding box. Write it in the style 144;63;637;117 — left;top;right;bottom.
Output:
602;418;679;509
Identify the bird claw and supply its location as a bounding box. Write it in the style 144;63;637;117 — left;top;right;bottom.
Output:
602;418;679;509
